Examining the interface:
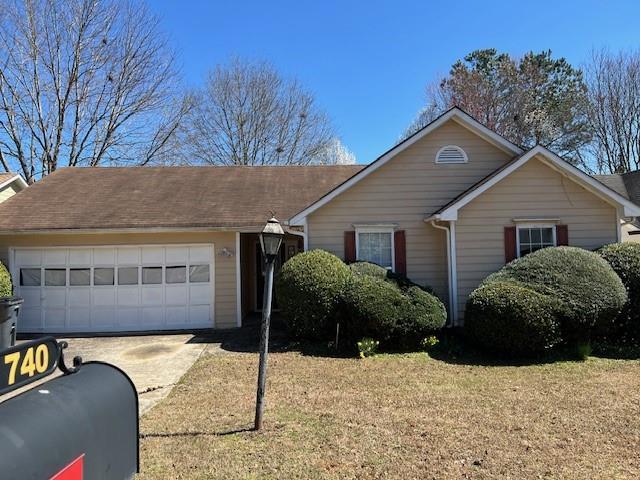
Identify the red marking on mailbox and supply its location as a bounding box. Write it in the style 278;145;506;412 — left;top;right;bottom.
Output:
50;454;84;480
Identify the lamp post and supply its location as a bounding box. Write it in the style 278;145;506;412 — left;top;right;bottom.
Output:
254;216;285;431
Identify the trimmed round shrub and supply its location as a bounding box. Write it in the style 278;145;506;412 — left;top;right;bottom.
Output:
349;261;388;279
276;250;352;339
465;281;563;356
599;242;640;338
0;262;11;297
486;246;627;340
341;275;407;342
342;275;446;346
402;286;447;334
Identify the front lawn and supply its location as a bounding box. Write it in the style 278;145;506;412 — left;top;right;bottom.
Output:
138;349;639;479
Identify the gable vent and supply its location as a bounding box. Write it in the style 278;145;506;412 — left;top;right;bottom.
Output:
436;145;468;164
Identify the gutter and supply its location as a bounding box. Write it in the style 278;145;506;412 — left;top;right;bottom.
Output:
430;220;458;327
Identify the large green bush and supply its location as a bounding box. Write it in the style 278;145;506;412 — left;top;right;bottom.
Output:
276;250;351;339
341;275;446;346
486;246;627;340
465;281;563;356
0;262;12;297
349;261;388;279
599;242;640;338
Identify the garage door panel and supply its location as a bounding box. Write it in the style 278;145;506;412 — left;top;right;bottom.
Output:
16;250;42;267
189;305;211;325
166;306;187;325
189;246;211;263
142;307;164;325
141;286;163;305
21;288;41;307
44;250;67;266
117;247;140;265
44;289;66;307
117;287;140;306
21;308;42;330
43;308;66;327
68;249;92;266
69;289;91;306
93;288;116;306
93;248;115;265
189;284;211;305
166;285;188;305
142;247;164;264
92;308;115;327
118;308;140;327
166;246;188;264
69;308;91;327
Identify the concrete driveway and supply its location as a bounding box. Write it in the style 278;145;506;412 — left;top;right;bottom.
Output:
59;335;207;414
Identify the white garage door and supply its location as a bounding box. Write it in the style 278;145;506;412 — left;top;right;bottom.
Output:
12;245;215;333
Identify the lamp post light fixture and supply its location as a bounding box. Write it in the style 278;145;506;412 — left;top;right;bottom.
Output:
254;216;285;431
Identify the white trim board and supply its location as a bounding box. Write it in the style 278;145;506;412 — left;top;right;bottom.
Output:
289;107;523;225
0;175;28;191
426;145;640;222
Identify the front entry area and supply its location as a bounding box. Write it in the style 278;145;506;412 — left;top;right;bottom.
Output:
11;245;215;333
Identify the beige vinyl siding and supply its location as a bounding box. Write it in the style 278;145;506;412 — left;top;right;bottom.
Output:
0;231;239;328
0;184;19;203
455;156;618;317
307;119;513;302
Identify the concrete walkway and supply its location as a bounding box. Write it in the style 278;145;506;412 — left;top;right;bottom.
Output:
60;335;207;414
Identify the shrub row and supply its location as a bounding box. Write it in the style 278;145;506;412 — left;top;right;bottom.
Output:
276;252;446;349
465;246;627;356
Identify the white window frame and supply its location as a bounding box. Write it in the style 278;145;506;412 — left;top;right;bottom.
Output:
516;224;557;258
435;145;468;164
355;226;395;270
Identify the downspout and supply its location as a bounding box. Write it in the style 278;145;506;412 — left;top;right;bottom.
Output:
431;220;456;327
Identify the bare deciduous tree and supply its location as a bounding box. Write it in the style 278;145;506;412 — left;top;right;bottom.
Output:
585;49;640;174
180;58;342;166
0;0;186;183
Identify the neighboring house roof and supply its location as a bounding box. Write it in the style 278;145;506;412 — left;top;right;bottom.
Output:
428;146;640;221
595;170;640;226
0;165;362;232
288;107;524;225
0;173;28;191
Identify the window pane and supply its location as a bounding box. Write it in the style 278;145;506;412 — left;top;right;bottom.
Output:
118;267;139;285
189;265;210;283
142;267;162;285
94;268;114;286
357;232;393;268
519;229;530;243
166;266;186;284
520;246;531;256
20;268;41;286
69;268;90;286
542;228;553;244
530;228;542;243
45;269;66;286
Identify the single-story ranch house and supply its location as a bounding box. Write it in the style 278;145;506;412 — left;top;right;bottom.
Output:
0;107;639;334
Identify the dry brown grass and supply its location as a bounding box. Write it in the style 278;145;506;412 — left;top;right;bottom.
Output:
138;350;640;479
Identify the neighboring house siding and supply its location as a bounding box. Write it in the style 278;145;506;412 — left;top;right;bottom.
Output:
455;156;618;317
0;184;19;203
622;223;640;242
307;119;513;302
0;231;239;328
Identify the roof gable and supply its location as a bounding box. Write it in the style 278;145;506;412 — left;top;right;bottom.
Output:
289;107;523;225
427;146;640;221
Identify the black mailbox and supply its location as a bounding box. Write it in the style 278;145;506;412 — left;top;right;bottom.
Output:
0;340;139;480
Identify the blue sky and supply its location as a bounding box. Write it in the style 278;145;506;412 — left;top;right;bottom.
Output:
150;0;640;164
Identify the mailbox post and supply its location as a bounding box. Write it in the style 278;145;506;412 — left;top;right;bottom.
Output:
0;338;139;480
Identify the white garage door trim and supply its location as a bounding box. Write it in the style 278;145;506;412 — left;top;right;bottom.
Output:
10;244;215;333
